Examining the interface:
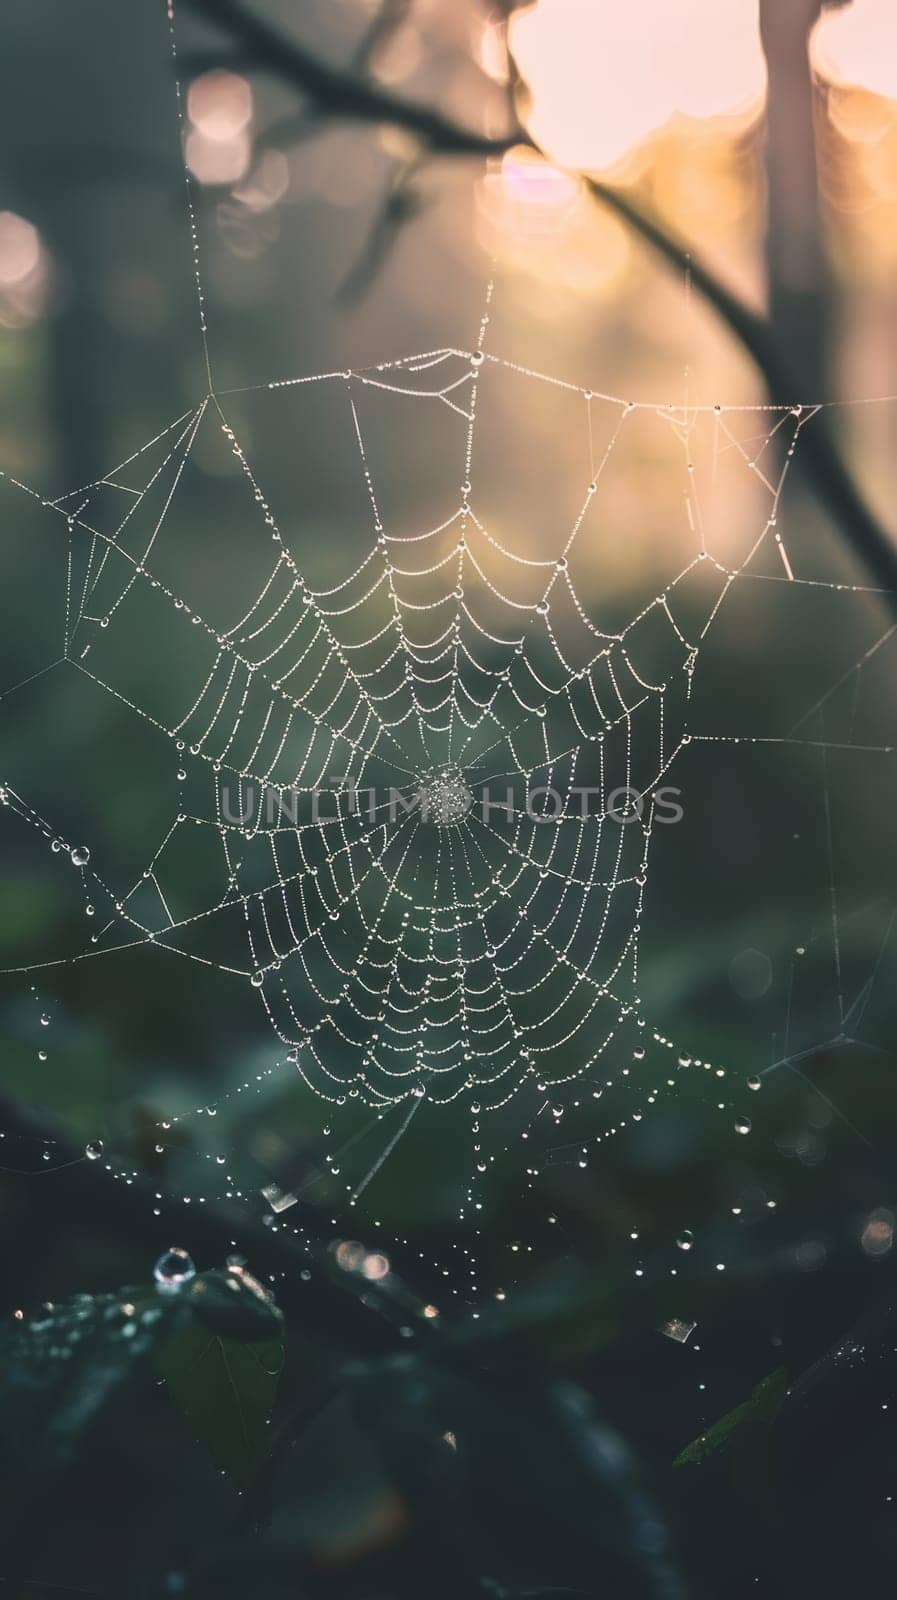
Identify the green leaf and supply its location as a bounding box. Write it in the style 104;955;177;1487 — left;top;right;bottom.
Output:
674;1366;788;1467
185;1265;284;1341
0;1286;186;1470
0;1262;283;1490
157;1320;284;1487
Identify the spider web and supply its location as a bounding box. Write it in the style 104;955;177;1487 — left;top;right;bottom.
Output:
0;0;895;1308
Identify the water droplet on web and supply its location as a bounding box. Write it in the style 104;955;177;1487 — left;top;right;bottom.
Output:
39;1013;50;1027
0;250;862;1316
153;1247;196;1292
747;1074;762;1092
85;1140;104;1161
734;1116;752;1135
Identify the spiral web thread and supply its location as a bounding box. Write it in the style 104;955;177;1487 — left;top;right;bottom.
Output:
0;0;895;1273
1;347;893;1144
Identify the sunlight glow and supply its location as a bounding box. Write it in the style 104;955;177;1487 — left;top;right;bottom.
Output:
499;145;581;220
811;0;897;102
812;0;897;268
477;146;630;294
509;0;766;172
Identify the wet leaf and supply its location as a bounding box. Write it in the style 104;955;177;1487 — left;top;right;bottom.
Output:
0;1263;283;1489
186;1264;284;1341
0;1286;184;1470
157;1320;284;1487
674;1367;788;1467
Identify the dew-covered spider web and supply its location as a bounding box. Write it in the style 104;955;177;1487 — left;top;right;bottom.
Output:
0;0;895;1314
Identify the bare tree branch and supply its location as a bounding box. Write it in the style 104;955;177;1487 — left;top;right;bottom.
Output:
181;0;513;155
589;181;897;599
180;0;897;601
338;161;430;304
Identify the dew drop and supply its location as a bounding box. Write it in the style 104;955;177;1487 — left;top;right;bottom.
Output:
85;1140;104;1161
676;1229;695;1251
71;845;90;867
747;1074;762;1092
734;1116;752;1136
153;1247;196;1292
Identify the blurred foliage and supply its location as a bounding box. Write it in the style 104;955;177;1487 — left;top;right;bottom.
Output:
3;1237;897;1598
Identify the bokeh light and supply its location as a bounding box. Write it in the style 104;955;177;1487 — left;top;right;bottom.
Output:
0;211;51;328
509;0;767;173
812;0;897;279
186;70;253;186
0;211;40;287
476;147;630;296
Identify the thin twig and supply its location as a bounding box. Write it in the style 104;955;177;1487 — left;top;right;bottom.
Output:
337;161;429;304
181;0;511;155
